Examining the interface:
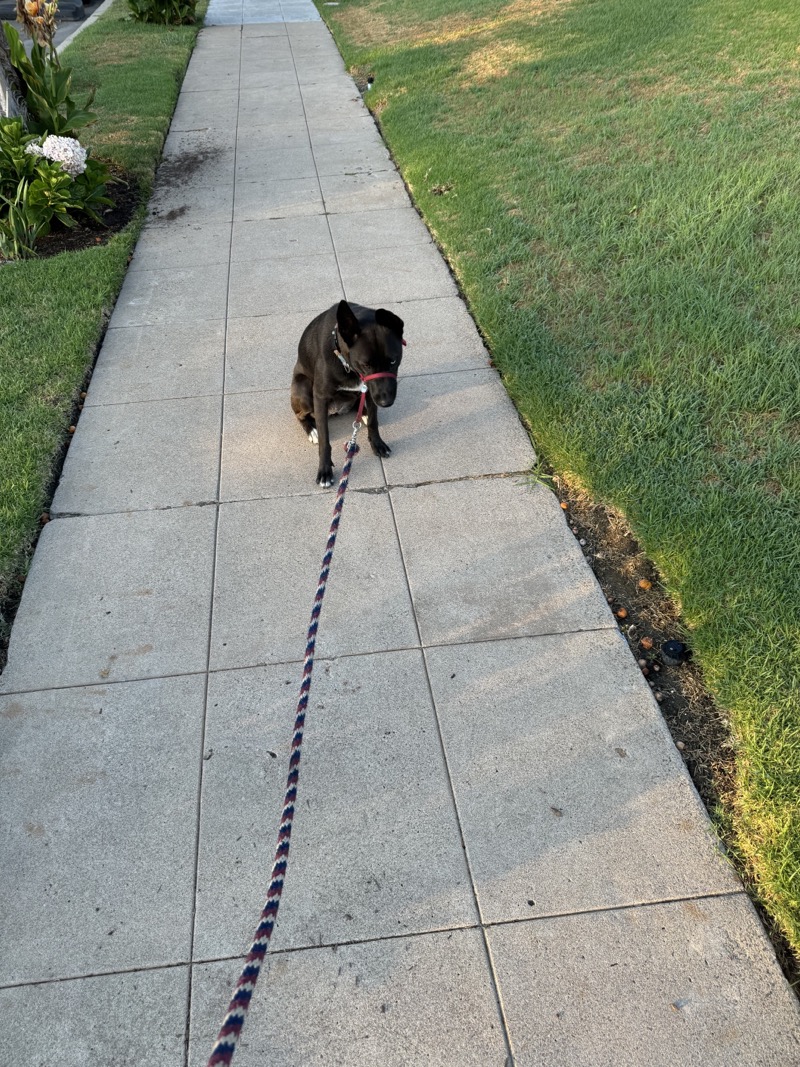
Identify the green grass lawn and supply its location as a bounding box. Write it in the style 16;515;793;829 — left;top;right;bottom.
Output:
0;1;204;616
318;0;800;963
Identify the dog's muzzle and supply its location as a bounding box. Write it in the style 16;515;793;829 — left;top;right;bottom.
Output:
362;371;397;408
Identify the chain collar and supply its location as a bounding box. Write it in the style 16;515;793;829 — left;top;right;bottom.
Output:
331;328;354;374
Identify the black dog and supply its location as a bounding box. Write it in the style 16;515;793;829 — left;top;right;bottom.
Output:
291;300;405;487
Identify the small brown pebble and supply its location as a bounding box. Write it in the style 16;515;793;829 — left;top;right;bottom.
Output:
640;636;654;651
68;425;76;434
40;513;50;524
80;391;87;398
641;666;650;676
638;578;653;590
616;608;628;619
676;741;685;751
560;501;568;510
638;658;647;667
655;691;664;702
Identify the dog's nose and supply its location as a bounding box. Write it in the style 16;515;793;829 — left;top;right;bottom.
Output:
370;383;396;407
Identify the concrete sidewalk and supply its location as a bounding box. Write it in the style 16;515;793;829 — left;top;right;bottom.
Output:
2;4;799;1065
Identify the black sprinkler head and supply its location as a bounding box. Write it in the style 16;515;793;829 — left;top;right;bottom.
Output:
661;640;690;666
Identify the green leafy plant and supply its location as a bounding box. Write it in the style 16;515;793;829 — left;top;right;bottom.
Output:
0;117;42;192
127;0;196;26
2;22;96;137
0;168;76;258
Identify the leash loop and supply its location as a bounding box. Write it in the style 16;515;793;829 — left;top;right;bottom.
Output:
207;422;363;1067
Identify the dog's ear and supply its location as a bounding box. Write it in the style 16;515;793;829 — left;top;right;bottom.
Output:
336;300;361;346
376;308;404;340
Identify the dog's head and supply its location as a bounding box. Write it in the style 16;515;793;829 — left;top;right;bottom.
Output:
336;300;405;407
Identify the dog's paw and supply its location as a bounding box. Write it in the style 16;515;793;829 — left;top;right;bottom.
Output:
370;437;392;458
308;428;319;445
317;466;334;488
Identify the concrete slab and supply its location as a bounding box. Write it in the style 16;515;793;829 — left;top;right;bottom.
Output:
301;70;368;91
160;126;237;186
425;631;739;922
285;14;328;31
189;930;507;1067
51;395;221;516
225;310;312;393
303;97;369;125
234;81;305;108
170;88;241;132
236;122;312;151
339;242;459;304
312;134;392;176
320;167;409;215
489;896;800;1066
180;59;241;94
147;182;234;228
242;21;288;36
194;651;477;957
240;32;292;54
0;676;204;983
235;145;316;183
231;214;332;263
328;205;433;252
228;252;342;317
85;320;225;405
129;221;232;271
308;109;379;136
210;493;417;670
390;478;614;647
232;176;324;221
238;60;299;86
220;388;384;501
239;96;306;128
0;508;216;692
0;966;189;1067
110;264;230;328
379;370;534;485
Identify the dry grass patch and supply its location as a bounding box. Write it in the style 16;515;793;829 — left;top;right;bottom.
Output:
629;60;800;104
338;0;575;50
461;40;541;85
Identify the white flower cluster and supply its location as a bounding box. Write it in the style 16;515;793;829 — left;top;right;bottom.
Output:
25;135;87;178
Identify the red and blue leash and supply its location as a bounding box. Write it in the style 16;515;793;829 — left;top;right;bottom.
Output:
207;374;395;1065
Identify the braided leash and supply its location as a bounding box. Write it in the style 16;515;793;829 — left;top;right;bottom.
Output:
207;418;364;1067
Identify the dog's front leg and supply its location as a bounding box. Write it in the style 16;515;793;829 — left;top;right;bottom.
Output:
313;391;334;487
365;394;391;458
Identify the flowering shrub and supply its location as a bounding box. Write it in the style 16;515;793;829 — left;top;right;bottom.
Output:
26;134;88;177
0;118;112;259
